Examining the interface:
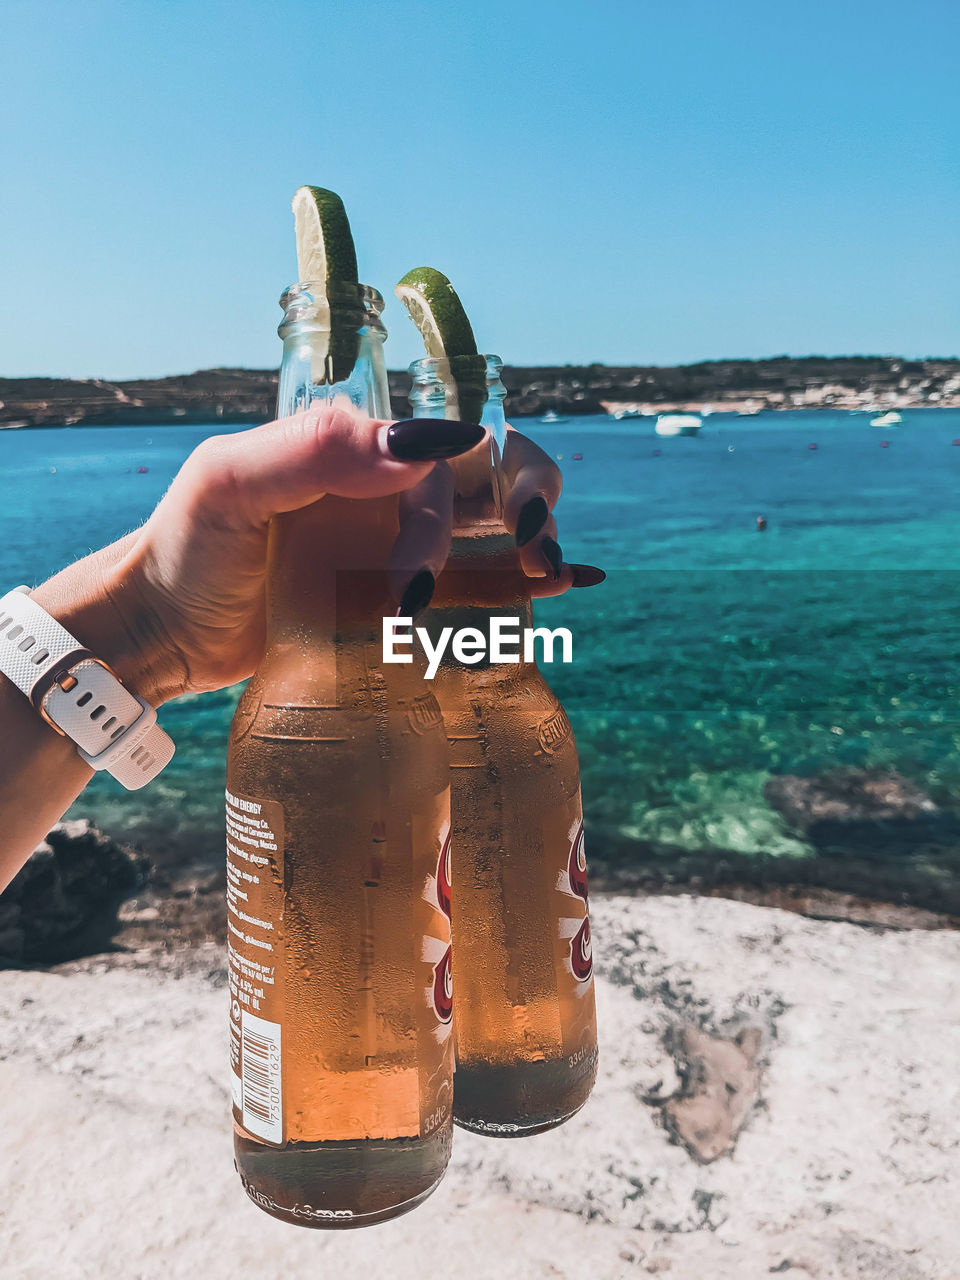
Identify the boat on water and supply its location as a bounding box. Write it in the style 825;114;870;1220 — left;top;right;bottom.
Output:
870;411;903;428
655;413;702;437
540;409;569;423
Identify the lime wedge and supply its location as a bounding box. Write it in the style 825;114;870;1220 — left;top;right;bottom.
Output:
395;267;486;424
292;185;363;385
395;267;478;358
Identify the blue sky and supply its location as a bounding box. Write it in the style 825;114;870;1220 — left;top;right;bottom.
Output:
1;0;957;378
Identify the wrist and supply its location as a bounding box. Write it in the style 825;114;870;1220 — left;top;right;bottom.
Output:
30;551;185;708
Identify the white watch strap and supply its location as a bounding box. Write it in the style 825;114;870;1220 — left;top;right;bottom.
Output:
0;586;174;790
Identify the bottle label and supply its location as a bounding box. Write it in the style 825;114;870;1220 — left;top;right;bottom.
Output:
565;818;593;983
416;804;454;1136
226;784;453;1147
551;792;596;1059
427;827;453;1023
225;788;286;1145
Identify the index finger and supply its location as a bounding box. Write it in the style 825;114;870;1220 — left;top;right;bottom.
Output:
171;401;485;529
498;426;565;577
499;427;564;534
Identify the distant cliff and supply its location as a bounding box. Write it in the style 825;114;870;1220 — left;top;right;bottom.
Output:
1;356;958;429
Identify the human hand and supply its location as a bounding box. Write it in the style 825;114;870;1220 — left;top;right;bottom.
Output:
32;405;603;707
500;425;605;597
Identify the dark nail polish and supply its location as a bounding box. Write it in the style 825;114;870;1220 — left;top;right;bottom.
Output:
397;569;435;619
387;418;485;461
570;564;606;588
515;495;549;547
541;536;563;582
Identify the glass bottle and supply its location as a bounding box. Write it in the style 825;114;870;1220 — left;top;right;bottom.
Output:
410;355;598;1135
226;285;453;1227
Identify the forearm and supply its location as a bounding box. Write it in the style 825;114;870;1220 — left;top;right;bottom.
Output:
0;536;177;892
0;669;93;891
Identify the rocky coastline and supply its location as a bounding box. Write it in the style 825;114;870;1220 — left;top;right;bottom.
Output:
1;355;958;429
3;768;956;973
4;889;958;1277
4;765;959;1275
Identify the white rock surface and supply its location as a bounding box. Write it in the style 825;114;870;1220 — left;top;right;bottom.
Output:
1;894;958;1279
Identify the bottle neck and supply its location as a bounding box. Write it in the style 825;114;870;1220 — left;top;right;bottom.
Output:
425;532;535;678
409;356;507;535
266;317;396;696
278;324;391;420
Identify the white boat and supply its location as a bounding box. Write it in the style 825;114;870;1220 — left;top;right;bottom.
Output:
655;413;702;437
540;409;569;424
870;411;903;427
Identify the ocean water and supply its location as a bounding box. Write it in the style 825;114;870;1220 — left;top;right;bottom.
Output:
2;411;959;903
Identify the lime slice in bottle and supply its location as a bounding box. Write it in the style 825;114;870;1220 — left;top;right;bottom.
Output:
395;267;487;424
292;185;363;385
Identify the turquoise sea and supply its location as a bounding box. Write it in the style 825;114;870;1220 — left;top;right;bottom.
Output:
2;410;959;907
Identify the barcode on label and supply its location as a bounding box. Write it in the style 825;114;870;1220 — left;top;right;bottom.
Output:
241;1010;282;1144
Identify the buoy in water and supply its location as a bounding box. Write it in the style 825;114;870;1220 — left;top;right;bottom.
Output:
881;440;889;448
727;445;735;453
653;448;661;456
49;467;56;474
808;443;818;450
572;452;583;460
953;439;960;446
137;466;149;474
756;515;767;532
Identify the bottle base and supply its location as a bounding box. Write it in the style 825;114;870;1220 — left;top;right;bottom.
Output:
452;1052;597;1138
453;1099;588;1138
234;1123;451;1229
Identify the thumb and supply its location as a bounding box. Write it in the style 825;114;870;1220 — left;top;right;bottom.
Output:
170;400;485;527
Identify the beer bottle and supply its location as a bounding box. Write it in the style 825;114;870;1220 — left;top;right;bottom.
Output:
226;284;454;1227
409;354;598;1136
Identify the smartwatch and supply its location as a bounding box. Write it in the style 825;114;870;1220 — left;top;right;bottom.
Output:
0;586;174;790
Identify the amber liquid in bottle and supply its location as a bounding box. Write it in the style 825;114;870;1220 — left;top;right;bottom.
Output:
227;287;453;1226
428;538;597;1135
410;354;597;1136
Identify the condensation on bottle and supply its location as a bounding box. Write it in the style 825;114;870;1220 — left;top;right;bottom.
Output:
226;285;454;1228
409;354;598;1136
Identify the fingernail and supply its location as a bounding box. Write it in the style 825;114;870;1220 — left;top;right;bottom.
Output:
541;536;563;582
515;495;549;547
387;418;485;461
397;569;435;619
570;564;606;588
